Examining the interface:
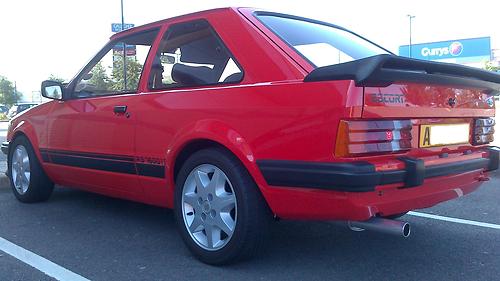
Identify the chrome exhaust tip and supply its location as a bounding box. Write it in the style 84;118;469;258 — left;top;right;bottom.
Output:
348;217;411;238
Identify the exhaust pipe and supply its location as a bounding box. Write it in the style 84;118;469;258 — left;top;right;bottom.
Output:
348;217;411;238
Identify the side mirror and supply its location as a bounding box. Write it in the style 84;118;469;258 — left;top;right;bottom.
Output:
41;80;64;100
161;54;176;64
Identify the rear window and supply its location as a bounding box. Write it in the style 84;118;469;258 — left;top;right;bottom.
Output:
256;14;389;68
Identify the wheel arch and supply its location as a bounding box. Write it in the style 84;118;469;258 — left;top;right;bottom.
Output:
165;121;270;209
11;130;28;142
7;131;30;176
170;137;264;188
8;121;46;176
173;139;225;182
9;120;40;149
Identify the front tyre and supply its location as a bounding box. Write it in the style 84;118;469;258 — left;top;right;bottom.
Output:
174;148;270;265
8;136;54;203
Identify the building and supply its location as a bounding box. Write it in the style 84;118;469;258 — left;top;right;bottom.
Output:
399;37;492;68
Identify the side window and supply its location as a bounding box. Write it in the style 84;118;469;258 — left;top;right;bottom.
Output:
74;29;158;98
149;20;243;89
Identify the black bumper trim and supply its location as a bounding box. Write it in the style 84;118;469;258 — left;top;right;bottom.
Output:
398;157;424;187
257;150;498;192
486;147;499;171
256;160;380;192
1;141;9;155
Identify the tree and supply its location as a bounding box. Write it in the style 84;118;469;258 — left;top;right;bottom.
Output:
47;74;65;83
111;55;143;91
0;76;22;106
88;62;112;90
484;61;500;72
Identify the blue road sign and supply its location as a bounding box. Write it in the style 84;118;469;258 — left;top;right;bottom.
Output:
113;44;136;50
111;23;135;32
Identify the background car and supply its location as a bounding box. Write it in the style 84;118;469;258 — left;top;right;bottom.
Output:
7;103;38;119
0;105;8;114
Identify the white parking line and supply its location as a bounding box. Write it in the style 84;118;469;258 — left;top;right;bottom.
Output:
408;211;500;230
0;236;90;281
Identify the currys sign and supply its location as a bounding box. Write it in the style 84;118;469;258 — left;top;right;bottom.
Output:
420;41;463;58
399;37;490;62
449;42;463;56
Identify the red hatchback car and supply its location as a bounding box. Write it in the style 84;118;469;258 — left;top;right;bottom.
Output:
3;8;499;264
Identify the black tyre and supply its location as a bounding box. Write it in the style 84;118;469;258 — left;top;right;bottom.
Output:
8;136;54;203
174;148;270;265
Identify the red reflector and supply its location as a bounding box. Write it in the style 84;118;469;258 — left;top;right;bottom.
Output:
385;131;393;141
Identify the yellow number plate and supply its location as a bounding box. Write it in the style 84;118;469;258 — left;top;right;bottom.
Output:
419;123;470;148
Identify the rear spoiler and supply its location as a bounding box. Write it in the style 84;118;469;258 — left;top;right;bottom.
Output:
304;54;500;94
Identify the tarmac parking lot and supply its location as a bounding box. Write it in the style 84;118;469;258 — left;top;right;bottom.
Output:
0;122;499;281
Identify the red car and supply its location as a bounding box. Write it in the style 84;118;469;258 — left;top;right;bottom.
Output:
3;8;499;264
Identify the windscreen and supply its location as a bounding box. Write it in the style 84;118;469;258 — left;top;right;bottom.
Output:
257;14;389;68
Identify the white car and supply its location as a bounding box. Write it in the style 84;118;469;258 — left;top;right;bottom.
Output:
7;103;39;119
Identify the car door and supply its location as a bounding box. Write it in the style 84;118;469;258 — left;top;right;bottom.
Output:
43;29;160;199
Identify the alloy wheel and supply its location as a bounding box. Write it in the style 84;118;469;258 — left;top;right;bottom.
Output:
181;164;237;251
11;145;30;195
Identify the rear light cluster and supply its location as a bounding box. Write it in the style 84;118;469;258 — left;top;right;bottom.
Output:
473;118;495;145
335;120;412;157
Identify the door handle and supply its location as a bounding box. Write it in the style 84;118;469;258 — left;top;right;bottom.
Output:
113;105;127;114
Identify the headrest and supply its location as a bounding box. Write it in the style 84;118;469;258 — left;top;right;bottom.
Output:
171;63;215;86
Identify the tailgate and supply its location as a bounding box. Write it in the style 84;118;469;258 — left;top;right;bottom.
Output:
362;83;495;118
304;54;498;118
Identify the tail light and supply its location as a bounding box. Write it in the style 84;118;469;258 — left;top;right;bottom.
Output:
473;118;495;145
335;120;412;157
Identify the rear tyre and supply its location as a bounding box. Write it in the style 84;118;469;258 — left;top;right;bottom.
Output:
174;148;270;265
8;136;54;203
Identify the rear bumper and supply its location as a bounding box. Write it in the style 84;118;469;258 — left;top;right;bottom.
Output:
257;147;498;221
1;141;9;155
257;147;499;192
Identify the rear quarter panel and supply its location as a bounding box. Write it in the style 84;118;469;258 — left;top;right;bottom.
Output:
134;8;363;207
135;80;362;207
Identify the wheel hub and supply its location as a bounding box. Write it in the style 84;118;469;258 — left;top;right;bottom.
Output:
202;201;211;213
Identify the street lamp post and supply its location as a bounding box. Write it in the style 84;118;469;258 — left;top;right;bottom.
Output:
407;14;415;58
121;0;127;91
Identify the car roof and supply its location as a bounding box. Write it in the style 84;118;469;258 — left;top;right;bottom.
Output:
110;7;240;41
108;7;391;56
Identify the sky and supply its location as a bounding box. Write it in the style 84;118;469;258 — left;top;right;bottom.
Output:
1;0;499;100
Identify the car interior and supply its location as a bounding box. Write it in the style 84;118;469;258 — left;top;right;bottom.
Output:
149;20;243;89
